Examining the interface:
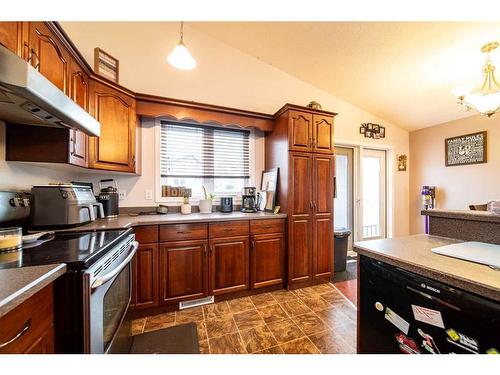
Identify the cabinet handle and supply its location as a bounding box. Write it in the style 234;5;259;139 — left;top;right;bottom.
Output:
309;201;314;211
0;319;31;349
203;244;207;257
251;239;256;249
176;231;190;235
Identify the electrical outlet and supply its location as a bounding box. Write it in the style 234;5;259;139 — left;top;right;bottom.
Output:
145;190;153;200
118;190;126;200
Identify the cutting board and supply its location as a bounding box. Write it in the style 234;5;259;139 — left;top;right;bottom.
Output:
432;242;500;268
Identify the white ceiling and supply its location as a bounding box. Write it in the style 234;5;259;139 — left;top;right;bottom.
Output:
192;22;500;131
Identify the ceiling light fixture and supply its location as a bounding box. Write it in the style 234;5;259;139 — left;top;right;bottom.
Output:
167;21;196;70
452;41;500;117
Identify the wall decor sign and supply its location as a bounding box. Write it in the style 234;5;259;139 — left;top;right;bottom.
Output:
360;123;385;139
161;185;192;198
94;47;119;83
397;154;407;171
445;131;487;167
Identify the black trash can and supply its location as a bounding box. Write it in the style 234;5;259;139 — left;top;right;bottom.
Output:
334;227;351;272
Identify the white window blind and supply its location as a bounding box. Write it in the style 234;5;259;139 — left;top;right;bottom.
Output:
160;122;250;180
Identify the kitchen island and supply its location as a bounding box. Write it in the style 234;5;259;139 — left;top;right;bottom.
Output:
354;235;500;354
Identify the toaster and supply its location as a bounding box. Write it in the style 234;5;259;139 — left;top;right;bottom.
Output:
30;185;104;227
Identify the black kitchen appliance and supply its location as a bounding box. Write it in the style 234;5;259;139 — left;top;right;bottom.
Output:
97;179;120;218
358;255;500;354
240;187;258;213
0;191;136;354
220;197;233;213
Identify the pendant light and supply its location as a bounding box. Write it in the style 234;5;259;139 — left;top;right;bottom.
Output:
167;21;197;70
452;42;500;117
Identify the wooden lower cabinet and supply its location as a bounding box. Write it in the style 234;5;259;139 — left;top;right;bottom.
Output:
0;284;54;354
131;243;159;310
250;233;284;289
313;217;334;278
209;236;249;295
159;240;208;304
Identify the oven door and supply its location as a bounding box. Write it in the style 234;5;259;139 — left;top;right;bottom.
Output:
83;235;138;354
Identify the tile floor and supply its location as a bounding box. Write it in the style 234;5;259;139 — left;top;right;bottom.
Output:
131;283;357;354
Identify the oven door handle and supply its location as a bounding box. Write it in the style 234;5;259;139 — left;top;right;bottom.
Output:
91;241;138;290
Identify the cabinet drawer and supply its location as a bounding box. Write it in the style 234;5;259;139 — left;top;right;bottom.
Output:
250;219;285;235
133;225;158;244
0;284;53;354
209;221;249;238
160;223;208;241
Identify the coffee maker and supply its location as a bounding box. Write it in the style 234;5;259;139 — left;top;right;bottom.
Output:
241;187;258;213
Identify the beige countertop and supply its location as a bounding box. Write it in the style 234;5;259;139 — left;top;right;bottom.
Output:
52;211;287;232
421;209;500;223
0;264;66;318
354;234;500;302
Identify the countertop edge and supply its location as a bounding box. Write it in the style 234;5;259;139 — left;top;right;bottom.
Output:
0;264;67;318
421;209;500;223
354;241;500;303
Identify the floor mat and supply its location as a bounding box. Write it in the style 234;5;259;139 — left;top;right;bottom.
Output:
130;322;200;354
332;258;357;283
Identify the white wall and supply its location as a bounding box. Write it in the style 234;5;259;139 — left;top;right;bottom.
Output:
0;22;410;236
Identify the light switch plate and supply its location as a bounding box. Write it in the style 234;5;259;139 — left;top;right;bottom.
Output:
145;190;153;200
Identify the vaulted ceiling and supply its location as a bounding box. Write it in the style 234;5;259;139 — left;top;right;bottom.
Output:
192;22;500;130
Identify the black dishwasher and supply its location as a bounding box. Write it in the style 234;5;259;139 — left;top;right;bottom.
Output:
358;255;500;354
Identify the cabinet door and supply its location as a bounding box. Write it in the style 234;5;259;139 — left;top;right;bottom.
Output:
28;22;69;93
250;233;284;289
312;114;334;154
159;240;208;305
209;236;249;295
0;22;23;55
88;79;136;172
288;152;313;284
68;59;89;167
132;243;159;310
312;155;335;278
288;111;313;152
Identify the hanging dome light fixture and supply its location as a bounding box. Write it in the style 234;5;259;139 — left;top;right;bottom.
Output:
167;21;197;70
452;42;500;117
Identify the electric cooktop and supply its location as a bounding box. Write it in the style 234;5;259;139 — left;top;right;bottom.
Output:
0;228;133;270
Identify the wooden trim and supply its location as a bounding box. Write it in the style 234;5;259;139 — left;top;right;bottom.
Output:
136;93;275;132
48;22;93;75
274;103;338;119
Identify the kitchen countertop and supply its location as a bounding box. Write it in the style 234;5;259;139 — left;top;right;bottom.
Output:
354;234;500;302
53;211;287;232
421;209;500;223
0;263;66;318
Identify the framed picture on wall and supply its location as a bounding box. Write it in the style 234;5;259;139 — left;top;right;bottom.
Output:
260;168;279;212
445;131;487;167
94;48;119;83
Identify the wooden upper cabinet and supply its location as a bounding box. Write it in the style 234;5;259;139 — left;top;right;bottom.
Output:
0;22;23;55
88;79;137;172
68;58;89;167
312;114;334;154
159;240;208;305
27;22;69;94
209;236;249;295
288;111;313;152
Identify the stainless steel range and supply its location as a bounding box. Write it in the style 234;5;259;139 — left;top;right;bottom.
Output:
0;190;137;353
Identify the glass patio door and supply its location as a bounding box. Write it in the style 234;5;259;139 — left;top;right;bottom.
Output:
361;149;386;239
334;147;354;249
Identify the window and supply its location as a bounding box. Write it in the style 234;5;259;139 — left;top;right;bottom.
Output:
159;121;251;200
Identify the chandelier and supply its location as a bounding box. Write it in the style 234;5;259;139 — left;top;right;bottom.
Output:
452;42;500;117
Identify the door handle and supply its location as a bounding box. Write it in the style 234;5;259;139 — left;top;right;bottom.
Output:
91;241;138;289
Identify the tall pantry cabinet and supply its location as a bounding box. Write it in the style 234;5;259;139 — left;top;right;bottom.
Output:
265;104;336;288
